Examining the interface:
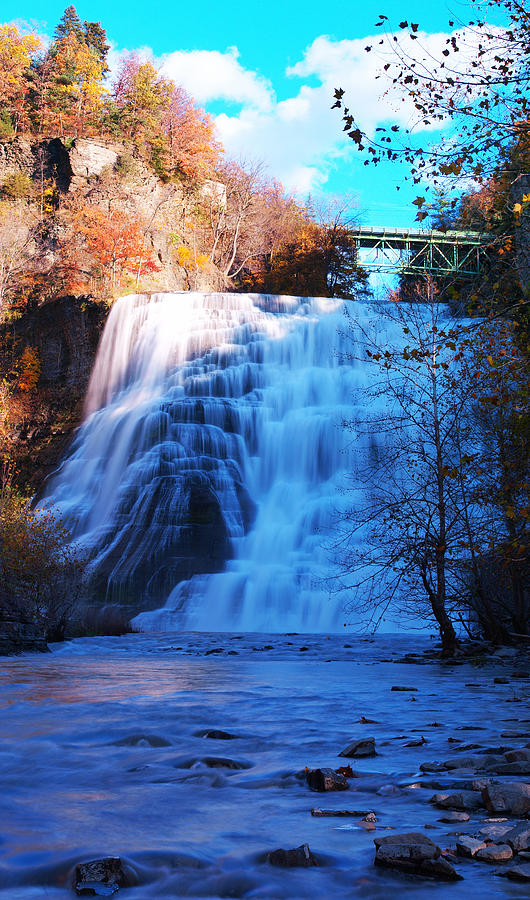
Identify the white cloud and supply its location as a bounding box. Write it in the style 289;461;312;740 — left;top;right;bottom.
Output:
160;47;273;112
109;26;492;196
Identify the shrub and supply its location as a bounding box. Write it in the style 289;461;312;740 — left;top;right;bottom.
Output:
0;490;88;642
2;171;33;200
0;112;14;141
115;152;138;179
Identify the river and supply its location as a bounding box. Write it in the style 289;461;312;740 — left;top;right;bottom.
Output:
1;633;528;897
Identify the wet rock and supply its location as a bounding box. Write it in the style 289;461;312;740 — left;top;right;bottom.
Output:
201;757;250;770
505;749;530;762
420;762;447;773
339;737;376;758
439;811;470;823
114;734;171;747
456;836;487;857
362;812;377;823
493;761;530;775
504;822;530;852
494;677;510;684
499;863;530;882
404;737;427;748
431;790;483;811
480;824;513;841
306;767;349;792
267;843;318;868
475;844;513;863
74;857;127;896
174;756;251;770
391;686;418;691
482;782;530;816
374;833;461;880
311;808;373;817
497;863;530;882
197;730;239;740
471;778;492;791
376;784;401;796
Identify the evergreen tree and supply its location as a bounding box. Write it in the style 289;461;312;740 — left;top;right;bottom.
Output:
83;20;110;72
54;6;84;42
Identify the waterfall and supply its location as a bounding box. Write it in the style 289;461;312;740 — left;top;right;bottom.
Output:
42;291;404;632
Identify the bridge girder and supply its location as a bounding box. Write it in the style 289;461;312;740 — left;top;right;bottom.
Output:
351;226;491;276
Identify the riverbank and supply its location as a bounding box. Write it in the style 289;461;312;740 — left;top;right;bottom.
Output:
0;633;529;897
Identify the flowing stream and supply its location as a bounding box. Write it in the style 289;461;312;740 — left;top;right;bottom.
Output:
41;291;412;631
1;633;528;898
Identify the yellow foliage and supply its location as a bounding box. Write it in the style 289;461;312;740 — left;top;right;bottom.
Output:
0;23;41;107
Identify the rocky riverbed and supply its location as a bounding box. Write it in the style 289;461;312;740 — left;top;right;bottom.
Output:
0;632;529;898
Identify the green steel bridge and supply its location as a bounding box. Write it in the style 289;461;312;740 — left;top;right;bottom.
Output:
352;226;491;276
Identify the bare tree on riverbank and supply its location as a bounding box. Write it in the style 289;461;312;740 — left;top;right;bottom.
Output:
336;285;477;655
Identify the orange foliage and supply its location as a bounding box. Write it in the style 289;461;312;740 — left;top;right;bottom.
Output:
17;346;41;393
72;206;161;289
163;85;222;179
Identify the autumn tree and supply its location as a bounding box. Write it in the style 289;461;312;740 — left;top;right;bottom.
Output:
0;203;39;319
252;195;369;298
60;205;160;293
0;23;41;135
334;1;530;208
162;83;221;180
112;55;171;167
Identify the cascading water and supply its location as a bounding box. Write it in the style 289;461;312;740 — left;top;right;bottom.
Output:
42;291;402;632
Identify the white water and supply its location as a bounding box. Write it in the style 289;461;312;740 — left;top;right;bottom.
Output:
42;291;408;632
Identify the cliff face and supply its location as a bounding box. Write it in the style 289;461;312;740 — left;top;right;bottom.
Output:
1;136;227;496
0;135;225;295
1;294;108;494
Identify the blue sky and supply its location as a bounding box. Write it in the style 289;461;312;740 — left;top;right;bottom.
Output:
5;1;506;227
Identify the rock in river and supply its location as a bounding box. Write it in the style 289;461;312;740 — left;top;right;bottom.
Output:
268;843;318;867
306;767;349;792
339;737;376;758
504;822;530;852
456;836;487;857
431;790;484;811
374;833;461;880
482;782;530;816
74;857;129;895
475;844;513;863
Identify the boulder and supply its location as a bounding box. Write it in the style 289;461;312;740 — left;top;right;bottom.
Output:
456;836;487;857
482;783;530;816
494;762;530;776
500;863;530;882
197;730;239;740
374;833;461;880
391;686;418;691
267;844;318;868
505;749;530;762
339;738;376;758
74;857;127;896
431;790;484;811
504;822;530;852
480;824;513;841
69;139;119;184
475;844;513;863
306;767;349;792
439;811;470;823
